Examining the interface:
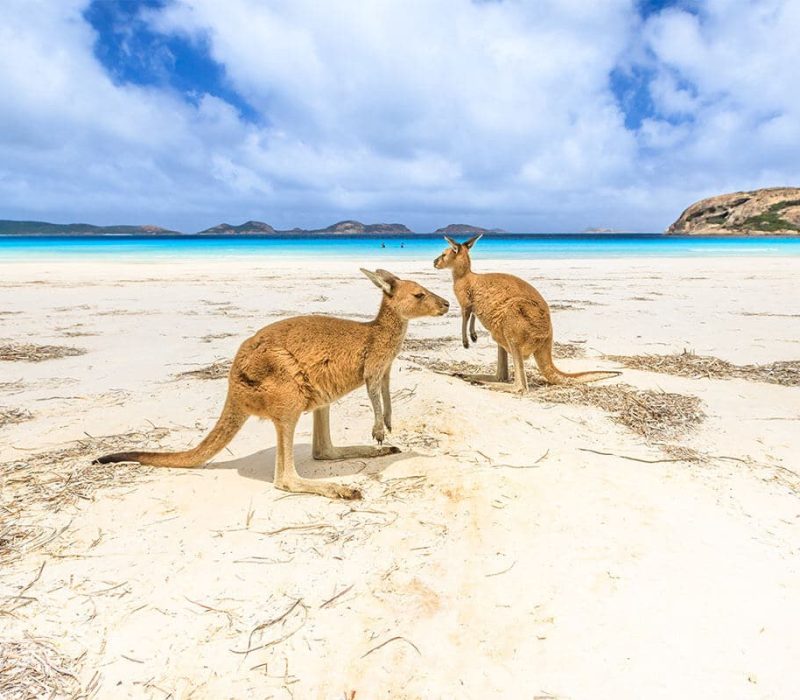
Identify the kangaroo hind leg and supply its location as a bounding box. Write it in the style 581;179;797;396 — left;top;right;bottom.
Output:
510;345;529;394
274;414;361;500
496;345;510;382
459;344;511;387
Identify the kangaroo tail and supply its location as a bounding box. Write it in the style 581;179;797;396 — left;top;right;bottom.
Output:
93;397;247;468
533;340;620;385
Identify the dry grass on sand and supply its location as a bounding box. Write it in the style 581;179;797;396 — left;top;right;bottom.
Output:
0;344;86;363
606;350;800;387
0;637;87;700
0;408;33;429
0;427;167;563
412;355;705;444
176;359;231;381
532;381;705;443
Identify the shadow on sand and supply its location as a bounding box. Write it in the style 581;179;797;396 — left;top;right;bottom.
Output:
204;443;413;484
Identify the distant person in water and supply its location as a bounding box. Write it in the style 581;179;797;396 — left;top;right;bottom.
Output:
400;242;405;248
381;242;386;248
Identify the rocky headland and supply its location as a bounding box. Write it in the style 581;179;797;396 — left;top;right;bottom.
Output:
667;187;800;235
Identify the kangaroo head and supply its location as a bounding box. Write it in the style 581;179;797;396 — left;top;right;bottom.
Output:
433;234;482;270
360;268;449;318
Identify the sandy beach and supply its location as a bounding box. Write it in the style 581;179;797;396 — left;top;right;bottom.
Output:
2;255;799;699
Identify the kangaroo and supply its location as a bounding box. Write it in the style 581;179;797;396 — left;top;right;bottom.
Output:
433;235;619;393
95;269;449;500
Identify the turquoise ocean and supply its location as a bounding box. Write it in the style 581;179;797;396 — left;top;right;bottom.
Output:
1;234;800;261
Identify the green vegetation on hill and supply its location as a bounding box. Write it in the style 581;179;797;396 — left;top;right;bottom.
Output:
742;200;800;233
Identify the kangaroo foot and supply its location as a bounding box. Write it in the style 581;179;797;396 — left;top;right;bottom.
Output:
275;477;362;500
313;445;401;460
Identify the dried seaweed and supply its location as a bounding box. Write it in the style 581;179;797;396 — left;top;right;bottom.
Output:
176;360;231;381
0;408;33;429
0;344;86;363
660;444;704;462
0;638;82;700
411;355;704;442
553;342;586;359
533;382;705;442
401;336;460;352
0;427;167;561
199;332;238;344
606;350;800;387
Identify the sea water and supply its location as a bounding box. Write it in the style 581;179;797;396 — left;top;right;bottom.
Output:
1;233;800;261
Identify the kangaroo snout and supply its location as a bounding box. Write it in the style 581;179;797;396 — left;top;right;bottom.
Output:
437;297;450;315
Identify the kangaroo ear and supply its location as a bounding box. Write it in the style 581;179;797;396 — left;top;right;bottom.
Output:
444;236;459;251
463;233;483;249
374;269;399;283
360;268;394;296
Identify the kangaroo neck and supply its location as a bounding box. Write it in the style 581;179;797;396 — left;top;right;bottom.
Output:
452;258;475;287
451;256;474;283
371;296;408;343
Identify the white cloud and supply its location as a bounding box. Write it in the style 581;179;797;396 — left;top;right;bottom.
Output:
0;0;798;232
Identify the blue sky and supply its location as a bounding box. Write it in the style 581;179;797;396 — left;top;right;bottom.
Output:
0;0;797;232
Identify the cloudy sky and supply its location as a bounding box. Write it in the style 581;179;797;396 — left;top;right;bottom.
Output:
0;0;797;232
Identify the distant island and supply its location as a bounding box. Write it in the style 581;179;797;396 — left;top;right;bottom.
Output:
582;227;628;234
0;220;182;236
198;220;276;235
668;187;800;235
434;224;507;234
0;218;507;236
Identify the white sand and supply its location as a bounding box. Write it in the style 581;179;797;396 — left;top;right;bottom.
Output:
1;255;799;698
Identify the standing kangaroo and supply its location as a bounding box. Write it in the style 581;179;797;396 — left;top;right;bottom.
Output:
95;269;449;500
434;235;619;393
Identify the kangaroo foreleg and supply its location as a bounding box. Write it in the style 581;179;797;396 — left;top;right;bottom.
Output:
366;376;387;443
469;313;478;343
381;370;392;433
312;405;399;461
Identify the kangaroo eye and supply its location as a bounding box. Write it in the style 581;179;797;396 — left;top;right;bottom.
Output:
414;292;426;299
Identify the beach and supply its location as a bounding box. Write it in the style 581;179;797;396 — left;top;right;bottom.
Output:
2;253;799;698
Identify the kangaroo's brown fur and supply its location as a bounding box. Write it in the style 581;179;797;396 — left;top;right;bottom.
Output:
434;236;619;393
94;269;449;499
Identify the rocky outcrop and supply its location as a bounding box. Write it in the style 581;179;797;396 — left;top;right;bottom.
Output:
198;220;276;234
667;187;800;235
434;224;505;235
318;220;413;234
